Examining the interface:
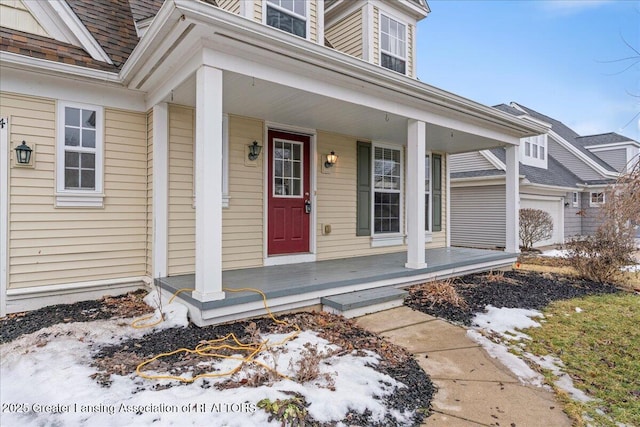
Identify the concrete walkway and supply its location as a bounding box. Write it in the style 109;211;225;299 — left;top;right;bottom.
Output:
356;306;571;427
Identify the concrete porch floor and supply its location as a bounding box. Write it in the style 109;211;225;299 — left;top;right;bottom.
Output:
157;247;516;325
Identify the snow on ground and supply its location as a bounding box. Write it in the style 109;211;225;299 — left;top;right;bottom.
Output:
468;306;590;402
621;264;640;272
0;299;411;427
540;249;569;258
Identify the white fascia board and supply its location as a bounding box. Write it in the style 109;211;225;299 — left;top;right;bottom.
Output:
24;0;112;64
0;62;145;112
586;141;640;150
0;51;119;83
479;149;506;170
521;182;578;193
549;129;619;178
379;0;429;19
127;0;545;139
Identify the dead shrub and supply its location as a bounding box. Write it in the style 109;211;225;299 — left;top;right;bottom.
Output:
567;161;639;285
411;280;468;309
519;208;553;250
482;270;518;285
290;342;336;389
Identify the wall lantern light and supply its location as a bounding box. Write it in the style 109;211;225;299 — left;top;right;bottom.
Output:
15;141;33;165
324;151;338;168
248;140;262;161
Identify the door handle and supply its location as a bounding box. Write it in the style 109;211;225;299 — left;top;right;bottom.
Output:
304;199;311;214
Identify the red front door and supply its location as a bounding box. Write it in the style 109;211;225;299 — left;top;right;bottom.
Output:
268;130;311;255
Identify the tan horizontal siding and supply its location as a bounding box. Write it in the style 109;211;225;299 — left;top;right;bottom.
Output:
222;114;264;270
309;0;317;43
407;24;414;77
373;7;379;64
0;0;49;37
253;0;262;22
167;105;195;276
217;0;240;14
325;9;363;58
1;92;148;289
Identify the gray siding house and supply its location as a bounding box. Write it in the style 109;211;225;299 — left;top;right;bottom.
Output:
450;102;639;249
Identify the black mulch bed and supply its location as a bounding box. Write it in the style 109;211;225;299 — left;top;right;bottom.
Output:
405;270;621;325
1;296;433;427
0;290;152;344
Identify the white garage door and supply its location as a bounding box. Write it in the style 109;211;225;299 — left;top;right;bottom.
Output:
520;196;564;247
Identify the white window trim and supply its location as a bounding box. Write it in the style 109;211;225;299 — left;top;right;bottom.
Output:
572;191;579;207
55;100;104;208
379;11;408;75
1;116;9;317
424;152;433;239
521;134;547;169
263;0;310;40
590;191;605;207
371;142;404;246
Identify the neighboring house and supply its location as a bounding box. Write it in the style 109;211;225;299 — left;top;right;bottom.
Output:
450;102;639;249
0;0;544;323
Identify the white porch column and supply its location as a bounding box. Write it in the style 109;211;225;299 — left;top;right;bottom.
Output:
152;103;168;279
193;65;225;302
405;119;427;269
505;145;520;253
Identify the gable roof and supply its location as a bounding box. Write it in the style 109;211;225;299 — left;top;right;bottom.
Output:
575;132;638;147
510;103;618;174
64;0;140;68
129;0;165;22
0;26;118;72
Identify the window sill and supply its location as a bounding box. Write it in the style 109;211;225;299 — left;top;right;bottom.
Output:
371;234;404;247
55;192;104;208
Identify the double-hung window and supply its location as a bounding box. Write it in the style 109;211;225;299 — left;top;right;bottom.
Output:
522;134;547;168
590;191;605;207
266;0;307;38
572;192;579;207
373;145;402;234
56;101;104;207
380;14;406;74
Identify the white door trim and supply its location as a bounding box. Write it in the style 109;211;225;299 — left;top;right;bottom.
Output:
1;117;9;317
263;122;317;265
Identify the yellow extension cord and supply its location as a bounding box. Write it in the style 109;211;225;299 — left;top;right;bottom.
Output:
131;287;301;383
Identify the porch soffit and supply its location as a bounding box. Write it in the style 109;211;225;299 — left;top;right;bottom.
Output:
126;1;544;152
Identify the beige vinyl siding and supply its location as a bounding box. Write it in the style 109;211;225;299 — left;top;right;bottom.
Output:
0;0;49;37
449;151;497;173
146;110;153;276
2;92;147;289
316;132;446;261
217;0;240;14
451;184;506;249
254;0;262;22
222;115;264;269
167;105;195;276
372;7;379;65
325;9;363;58
407;23;414;77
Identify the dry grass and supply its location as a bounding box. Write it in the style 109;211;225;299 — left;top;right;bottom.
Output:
409;280;468;309
482;270;519;285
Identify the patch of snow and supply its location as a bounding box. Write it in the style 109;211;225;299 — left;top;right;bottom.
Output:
540;249;569;258
575;307;583;313
0;318;409;427
466;330;545;387
472;305;543;341
522;353;592;403
621;264;640;272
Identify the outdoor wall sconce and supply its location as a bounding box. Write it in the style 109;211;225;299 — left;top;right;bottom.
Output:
247;140;262;161
324;151;338;168
15;140;32;165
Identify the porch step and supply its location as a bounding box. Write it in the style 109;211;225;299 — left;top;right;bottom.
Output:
321;287;408;318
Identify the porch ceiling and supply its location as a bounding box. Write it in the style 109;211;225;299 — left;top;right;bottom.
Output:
170;70;511;153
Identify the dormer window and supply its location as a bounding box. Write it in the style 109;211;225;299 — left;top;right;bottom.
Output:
266;0;307;38
521;134;548;168
380;14;406;74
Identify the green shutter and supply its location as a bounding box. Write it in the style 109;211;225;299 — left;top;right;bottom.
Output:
356;142;371;236
432;154;442;232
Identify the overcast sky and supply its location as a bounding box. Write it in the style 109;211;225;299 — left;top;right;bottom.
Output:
415;0;640;142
